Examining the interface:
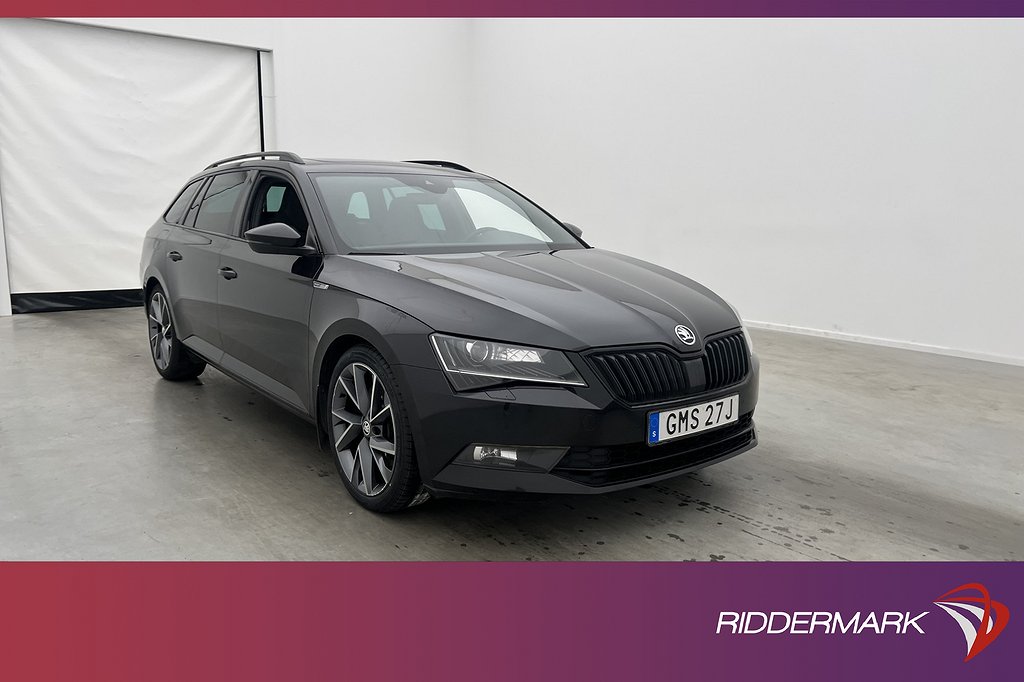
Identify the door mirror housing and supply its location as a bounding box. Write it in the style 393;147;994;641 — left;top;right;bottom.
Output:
245;222;312;255
564;222;584;239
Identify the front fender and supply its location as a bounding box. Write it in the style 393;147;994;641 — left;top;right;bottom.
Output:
309;291;437;392
308;286;439;465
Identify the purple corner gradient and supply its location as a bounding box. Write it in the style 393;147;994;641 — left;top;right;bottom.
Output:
0;562;1019;681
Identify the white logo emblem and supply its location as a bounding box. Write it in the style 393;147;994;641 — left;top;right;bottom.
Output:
674;325;696;346
933;583;1009;662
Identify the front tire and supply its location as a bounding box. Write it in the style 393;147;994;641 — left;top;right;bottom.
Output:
327;345;426;512
146;286;205;381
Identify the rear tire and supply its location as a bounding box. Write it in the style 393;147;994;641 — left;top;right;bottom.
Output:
146;286;206;381
326;345;427;512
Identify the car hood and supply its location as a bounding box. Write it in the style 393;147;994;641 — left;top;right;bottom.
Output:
318;249;741;351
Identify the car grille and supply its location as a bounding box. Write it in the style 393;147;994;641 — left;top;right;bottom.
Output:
551;414;755;487
586;348;689;404
586;330;749;405
703;332;750;391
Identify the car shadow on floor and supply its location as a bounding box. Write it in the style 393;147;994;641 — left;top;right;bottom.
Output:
147;362;1024;562
149;364;740;558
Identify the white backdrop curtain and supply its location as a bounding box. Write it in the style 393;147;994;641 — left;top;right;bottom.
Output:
0;19;261;300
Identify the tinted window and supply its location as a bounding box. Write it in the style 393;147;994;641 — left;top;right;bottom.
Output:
265;186;285;212
164;179;203;225
248;176;309;237
312;174;581;254
183;179;208;226
193;172;249;235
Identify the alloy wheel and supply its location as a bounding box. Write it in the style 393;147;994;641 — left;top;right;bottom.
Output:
148;292;173;371
331;362;397;496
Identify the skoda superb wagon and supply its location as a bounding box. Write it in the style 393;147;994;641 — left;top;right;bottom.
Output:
141;152;759;512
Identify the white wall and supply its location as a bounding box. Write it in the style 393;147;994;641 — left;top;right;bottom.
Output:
0;18;261;294
10;19;1022;366
0;18;472;314
64;19;474;160
0;172;10;315
467;19;1024;364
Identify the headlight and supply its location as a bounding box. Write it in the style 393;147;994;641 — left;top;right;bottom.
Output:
430;334;586;391
725;300;754;354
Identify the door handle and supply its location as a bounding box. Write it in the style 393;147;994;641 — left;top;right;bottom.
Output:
167;251;183;262
218;267;238;280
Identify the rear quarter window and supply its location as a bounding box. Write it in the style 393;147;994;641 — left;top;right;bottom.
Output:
164;179;204;225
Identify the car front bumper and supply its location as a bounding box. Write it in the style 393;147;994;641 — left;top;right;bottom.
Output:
396;353;760;497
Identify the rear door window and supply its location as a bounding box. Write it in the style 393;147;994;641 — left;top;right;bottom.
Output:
192;171;250;235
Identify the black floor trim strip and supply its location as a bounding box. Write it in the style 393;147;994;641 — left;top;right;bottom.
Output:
12;289;144;314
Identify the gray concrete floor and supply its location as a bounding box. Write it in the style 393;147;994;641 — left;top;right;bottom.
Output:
0;307;1021;561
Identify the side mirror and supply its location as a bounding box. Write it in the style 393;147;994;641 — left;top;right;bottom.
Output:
245;222;310;254
564;222;584;239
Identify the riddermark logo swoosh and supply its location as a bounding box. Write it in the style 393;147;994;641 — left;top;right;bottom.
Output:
934;583;1010;662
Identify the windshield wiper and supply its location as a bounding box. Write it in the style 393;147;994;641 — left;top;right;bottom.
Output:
349;251;405;256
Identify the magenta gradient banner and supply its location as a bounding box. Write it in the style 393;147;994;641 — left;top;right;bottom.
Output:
0;562;1018;681
5;1;1024;15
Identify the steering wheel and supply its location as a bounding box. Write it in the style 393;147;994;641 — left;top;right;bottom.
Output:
466;227;502;242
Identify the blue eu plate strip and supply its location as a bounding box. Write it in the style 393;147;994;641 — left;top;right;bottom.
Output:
648;412;660;444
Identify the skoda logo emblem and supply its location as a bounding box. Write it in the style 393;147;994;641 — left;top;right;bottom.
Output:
674;325;696;346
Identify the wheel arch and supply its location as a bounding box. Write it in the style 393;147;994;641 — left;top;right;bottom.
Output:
142;271;164;300
309;292;437;458
142;270;178;328
312;319;403;452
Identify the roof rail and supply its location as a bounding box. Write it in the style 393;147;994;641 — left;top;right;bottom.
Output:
405;159;474;173
205;151;304;170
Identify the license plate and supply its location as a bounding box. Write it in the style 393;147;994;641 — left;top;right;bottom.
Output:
647;395;739;445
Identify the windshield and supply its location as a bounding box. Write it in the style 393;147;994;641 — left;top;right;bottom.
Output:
312;173;583;254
